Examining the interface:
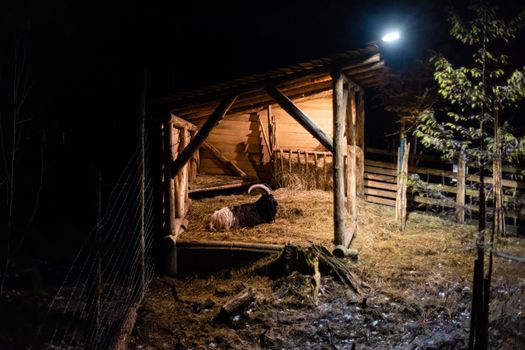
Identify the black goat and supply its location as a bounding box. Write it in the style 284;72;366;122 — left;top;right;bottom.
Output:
208;184;278;230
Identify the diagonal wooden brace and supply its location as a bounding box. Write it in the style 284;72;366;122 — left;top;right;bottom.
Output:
171;96;237;177
265;86;333;152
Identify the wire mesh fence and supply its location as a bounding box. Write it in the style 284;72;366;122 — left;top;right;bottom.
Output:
33;132;156;349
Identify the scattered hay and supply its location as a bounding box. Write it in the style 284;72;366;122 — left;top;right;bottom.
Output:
142;189;525;349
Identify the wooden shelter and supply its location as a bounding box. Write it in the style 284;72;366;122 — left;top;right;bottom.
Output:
154;44;388;265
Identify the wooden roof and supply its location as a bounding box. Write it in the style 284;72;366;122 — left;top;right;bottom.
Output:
155;44;387;123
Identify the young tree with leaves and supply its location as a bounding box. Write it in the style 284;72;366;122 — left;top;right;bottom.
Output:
414;4;525;349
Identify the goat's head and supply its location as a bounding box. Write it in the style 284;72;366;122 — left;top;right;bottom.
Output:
248;184;278;221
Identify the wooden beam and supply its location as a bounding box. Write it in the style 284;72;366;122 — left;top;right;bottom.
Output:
189;178;257;194
170;113;198;131
171;96;237;177
176;128;189;219
332;71;347;250
162;121;176;236
201;141;248;177
265;86;333;152
172;61;384;115
174;75;333;117
171;61;383;119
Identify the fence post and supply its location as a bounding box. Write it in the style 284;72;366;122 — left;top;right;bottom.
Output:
455;152;466;224
395;138;410;231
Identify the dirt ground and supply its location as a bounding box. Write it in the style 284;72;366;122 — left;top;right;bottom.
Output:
130;189;525;349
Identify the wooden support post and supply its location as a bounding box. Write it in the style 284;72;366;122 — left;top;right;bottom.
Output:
175;128;188;221
455;152;466;224
189;130;199;182
266;86;333;152
356;91;365;197
172;96;237;177
332;72;347;254
170;116;199;182
345;87;357;224
162;121;176;236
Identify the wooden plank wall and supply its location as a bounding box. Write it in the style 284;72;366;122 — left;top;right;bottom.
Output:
260;91;333;152
198;113;268;178
200;91;333;179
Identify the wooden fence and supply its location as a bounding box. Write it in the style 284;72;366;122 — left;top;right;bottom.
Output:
272;146;524;231
364;148;525;227
272;148;333;190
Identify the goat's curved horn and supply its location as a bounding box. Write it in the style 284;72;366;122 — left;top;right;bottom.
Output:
248;184;272;195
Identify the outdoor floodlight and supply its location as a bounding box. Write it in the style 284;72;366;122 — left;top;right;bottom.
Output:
382;31;400;42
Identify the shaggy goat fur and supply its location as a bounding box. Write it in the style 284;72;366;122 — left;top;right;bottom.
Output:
209;207;239;231
209;184;278;231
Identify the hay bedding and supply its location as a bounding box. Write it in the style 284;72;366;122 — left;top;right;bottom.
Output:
182;188;336;246
131;190;525;349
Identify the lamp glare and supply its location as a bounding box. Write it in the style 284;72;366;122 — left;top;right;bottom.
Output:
382;32;400;42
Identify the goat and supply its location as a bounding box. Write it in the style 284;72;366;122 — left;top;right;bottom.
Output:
209;184;278;231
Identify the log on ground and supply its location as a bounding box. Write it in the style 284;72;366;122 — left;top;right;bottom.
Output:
216;287;255;322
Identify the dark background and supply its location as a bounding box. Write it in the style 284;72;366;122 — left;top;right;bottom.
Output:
1;0;524;265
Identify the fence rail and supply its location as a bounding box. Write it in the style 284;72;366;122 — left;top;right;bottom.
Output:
364;147;525;225
271;146;524;229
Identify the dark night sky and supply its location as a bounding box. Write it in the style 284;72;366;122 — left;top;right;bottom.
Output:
1;0;524;259
4;0;448;96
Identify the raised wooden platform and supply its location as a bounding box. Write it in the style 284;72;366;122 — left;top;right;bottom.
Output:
189;174;259;194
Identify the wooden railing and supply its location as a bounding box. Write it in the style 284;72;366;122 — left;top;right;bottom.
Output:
162;116;199;242
273;148;333;190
